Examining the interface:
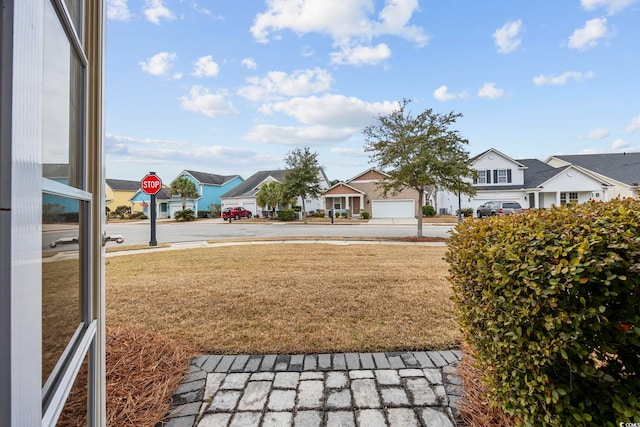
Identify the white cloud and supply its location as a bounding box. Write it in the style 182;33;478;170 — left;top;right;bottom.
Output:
331;147;367;157
238;68;332;102
191;2;212;15
611;138;630;149
245;94;396;146
625;115;640;133
493;20;522;54
580;0;638;14
241;58;258;70
477;82;505;99
581;127;610;139
192;56;220;77
250;0;427;64
244;124;355;146
144;0;176;25
532;71;594;86
259;94;396;128
568;18;611;50
107;0;131;21
180;86;238;118
330;43;392;66
139;52;177;77
433;85;466;102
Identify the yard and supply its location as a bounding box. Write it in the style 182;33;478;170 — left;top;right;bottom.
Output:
58;243;460;425
106;243;460;353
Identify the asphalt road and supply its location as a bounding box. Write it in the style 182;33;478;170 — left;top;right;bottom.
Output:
103;219;454;247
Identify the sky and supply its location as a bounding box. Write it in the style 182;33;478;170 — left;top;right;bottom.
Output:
105;0;640;183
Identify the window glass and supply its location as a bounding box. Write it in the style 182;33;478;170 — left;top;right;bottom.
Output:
56;355;88;426
42;194;82;388
62;0;83;39
43;0;85;189
476;170;487;184
497;170;508;183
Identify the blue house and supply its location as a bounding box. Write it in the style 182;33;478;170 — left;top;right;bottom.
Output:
130;170;243;218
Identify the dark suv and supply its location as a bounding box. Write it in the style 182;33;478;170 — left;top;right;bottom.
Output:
476;201;522;218
222;207;253;220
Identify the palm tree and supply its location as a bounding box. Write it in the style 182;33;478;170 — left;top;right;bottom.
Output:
169;177;199;211
256;181;291;219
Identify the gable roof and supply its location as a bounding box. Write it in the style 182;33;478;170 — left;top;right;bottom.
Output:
470;148;527;168
322;182;367;196
222;170;287;198
548;153;640;186
183;170;240;186
347;168;389;182
106;178;141;192
520;159;570;188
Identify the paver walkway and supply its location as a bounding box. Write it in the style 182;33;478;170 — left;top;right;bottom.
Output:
163;350;464;427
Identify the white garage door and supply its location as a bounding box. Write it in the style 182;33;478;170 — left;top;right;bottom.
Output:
371;200;414;218
243;202;256;215
170;204;193;218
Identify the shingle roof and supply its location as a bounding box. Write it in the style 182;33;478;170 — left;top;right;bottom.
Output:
520;159;570;188
106;178;141;191
552;153;640;185
184;170;240;185
222;170;287;198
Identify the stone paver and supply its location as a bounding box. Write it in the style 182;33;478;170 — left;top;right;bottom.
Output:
165;351;464;426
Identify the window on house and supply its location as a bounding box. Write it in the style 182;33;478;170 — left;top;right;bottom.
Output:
497;169;507;183
569;192;578;203
560;192;577;204
333;197;342;210
476;170;487;184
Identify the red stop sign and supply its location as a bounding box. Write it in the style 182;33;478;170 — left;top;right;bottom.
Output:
140;174;162;195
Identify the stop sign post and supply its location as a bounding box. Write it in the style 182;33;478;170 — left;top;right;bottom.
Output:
141;172;162;246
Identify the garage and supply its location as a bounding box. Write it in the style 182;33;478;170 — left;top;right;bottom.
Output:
371;200;415;218
169;204;193;218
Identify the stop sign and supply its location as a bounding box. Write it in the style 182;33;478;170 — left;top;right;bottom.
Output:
140;174;162;195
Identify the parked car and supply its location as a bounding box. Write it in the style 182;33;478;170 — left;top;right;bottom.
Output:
222;206;253;220
476;201;522;217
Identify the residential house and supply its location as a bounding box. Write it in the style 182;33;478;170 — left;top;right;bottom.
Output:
546;152;640;199
106;178;143;213
321;168;422;218
436;148;614;216
129;170;243;218
220;169;330;217
130;188;172;219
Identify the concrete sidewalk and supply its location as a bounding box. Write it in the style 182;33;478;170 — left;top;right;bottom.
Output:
165;351;463;427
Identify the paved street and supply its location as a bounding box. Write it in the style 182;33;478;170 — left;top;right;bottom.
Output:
104;219;454;247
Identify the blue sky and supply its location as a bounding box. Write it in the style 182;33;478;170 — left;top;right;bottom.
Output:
105;0;640;182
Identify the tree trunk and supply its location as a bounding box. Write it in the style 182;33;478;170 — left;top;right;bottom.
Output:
181;196;186;211
302;197;308;224
416;188;423;238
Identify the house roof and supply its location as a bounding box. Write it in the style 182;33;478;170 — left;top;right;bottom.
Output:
106;178;141;191
520;158;570;188
183;170;240;186
549;153;640;186
470;148;527;168
221;170;287;198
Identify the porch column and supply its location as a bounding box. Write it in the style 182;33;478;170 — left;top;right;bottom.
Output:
555;192;561;207
534;192;539;209
360;196;364;211
345;196;350;210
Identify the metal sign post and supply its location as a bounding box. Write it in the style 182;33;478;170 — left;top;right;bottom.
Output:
140;172;162;247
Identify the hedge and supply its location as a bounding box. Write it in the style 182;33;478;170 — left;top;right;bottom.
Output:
446;199;640;426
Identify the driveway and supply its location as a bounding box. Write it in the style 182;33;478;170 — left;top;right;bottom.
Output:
366;218;418;225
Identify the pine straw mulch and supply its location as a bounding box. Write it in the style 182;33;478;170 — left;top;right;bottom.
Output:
457;344;519;427
57;324;197;427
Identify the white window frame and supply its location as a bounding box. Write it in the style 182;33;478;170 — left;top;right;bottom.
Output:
496;169;508;184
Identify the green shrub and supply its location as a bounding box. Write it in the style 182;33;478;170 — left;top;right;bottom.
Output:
276;209;296;221
422;205;436;217
446;199;640;426
455;207;473;217
174;209;196;222
139;215;148;219
360;212;370;219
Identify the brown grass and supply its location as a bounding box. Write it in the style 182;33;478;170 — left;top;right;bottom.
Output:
106;244;459;353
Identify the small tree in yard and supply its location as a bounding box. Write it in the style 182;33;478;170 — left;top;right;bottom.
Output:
256;181;290;219
364;99;475;238
282;147;323;224
169;177;199;211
